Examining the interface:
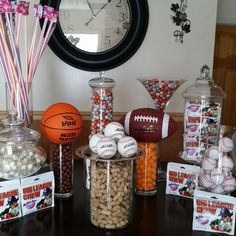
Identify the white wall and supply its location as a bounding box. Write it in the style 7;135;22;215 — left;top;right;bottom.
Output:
217;0;236;24
0;0;218;113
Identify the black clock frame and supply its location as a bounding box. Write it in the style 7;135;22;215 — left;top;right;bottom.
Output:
40;0;149;71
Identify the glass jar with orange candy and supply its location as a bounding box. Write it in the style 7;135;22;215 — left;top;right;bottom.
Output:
135;142;158;195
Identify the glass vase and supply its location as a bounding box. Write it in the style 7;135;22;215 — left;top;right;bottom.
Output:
50;143;74;198
85;73;116;189
137;78;186;183
5;81;33;127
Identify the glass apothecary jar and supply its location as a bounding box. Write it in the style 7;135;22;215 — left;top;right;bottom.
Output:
86;73;116;189
199;137;236;195
181;65;226;164
76;146;142;230
0;112;46;179
89;74;116;135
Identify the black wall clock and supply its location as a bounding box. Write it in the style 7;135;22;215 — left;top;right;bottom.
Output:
40;0;149;71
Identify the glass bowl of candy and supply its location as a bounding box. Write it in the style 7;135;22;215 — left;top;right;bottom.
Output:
0;112;46;179
199;137;236;195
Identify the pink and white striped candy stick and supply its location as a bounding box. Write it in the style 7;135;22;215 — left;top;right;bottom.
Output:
1;1;30;122
28;3;43;82
32;8;59;79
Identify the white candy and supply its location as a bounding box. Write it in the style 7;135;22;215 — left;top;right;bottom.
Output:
210;184;225;194
222;176;236;193
104;122;125;141
201;157;217;171
96;137;117;159
4;164;10;172
199;174;213;188
219;137;234;153
221;155;234;171
89;133;104;153
0;142;46;179
207;146;219;160
117;136;138;157
210;168;224;185
27;163;33;170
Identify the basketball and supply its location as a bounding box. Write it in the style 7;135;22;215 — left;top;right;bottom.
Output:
40;103;83;144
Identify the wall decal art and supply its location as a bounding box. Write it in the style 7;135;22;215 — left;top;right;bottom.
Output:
170;0;191;43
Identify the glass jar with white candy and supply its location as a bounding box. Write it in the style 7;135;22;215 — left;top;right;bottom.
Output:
199;136;236;195
0;112;46;179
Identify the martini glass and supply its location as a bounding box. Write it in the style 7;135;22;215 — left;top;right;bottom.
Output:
138;77;186;182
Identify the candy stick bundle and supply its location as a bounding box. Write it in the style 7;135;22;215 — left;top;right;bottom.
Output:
0;0;58;125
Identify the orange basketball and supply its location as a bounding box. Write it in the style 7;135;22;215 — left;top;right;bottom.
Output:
40;103;83;144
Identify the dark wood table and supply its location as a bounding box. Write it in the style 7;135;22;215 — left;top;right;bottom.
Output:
0;161;223;236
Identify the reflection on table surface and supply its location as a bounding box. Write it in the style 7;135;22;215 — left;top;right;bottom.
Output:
0;160;229;236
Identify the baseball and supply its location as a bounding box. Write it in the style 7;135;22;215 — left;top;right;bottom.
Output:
210;168;225;185
221;155;234;171
117;136;138;157
199;174;214;189
201;157;217;171
89;133;104;153
219;137;234;153
104;122;125;141
206;146;219;160
96;137;117;159
222;176;236;193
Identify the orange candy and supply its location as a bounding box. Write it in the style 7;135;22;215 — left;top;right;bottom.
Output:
135;142;157;192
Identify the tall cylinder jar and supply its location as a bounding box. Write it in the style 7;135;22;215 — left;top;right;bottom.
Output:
181;65;226;164
135;142;158;195
90;158;134;229
89;75;116;135
85;75;116;189
50;142;74;198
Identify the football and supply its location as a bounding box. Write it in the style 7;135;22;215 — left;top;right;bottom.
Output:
119;108;177;142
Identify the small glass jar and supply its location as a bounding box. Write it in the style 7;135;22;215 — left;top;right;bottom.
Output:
50;143;74;198
0;112;46;179
135;142;158;195
181;65;226;164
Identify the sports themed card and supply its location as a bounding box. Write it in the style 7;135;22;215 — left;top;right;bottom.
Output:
20;171;54;216
0;179;21;222
166;162;200;199
193;190;236;235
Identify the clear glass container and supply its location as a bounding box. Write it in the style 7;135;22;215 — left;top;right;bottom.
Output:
89;73;116;135
5;82;33;127
0;112;46;179
76;146;142;230
181;65;226;164
137;77;186;181
50;143;74;198
86;73;116;189
199;137;236;195
135;142;158;195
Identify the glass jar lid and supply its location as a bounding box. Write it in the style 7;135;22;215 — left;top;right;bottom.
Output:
182;65;226;99
89;71;116;89
0;112;40;142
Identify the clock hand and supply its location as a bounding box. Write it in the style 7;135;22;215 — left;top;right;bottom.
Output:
85;0;111;26
87;0;95;16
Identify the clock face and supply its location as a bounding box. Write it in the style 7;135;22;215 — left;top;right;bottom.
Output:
59;0;131;53
40;0;149;71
